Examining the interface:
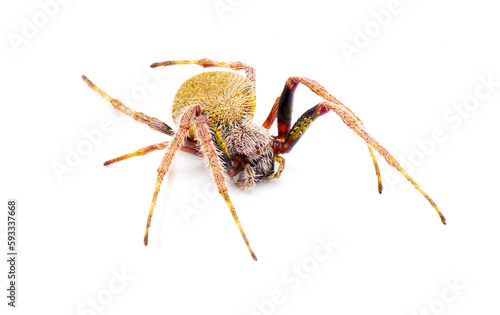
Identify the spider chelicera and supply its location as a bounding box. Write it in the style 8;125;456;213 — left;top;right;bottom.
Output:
82;58;446;261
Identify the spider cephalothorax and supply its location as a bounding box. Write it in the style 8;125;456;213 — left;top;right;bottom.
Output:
225;121;275;188
82;58;446;261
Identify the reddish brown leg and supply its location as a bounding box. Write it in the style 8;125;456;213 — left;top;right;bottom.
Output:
264;77;383;193
150;58;256;84
82;75;174;136
268;77;445;225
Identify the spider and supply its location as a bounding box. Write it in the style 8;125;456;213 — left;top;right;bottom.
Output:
82;58;446;261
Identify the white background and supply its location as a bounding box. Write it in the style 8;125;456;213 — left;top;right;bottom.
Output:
1;0;499;314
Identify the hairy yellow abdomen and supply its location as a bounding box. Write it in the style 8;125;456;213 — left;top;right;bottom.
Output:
172;71;256;128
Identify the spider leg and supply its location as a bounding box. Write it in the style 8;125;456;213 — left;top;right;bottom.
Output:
104;139;204;166
104;141;169;166
143;106;200;246
82;75;175;136
193;115;257;261
368;146;383;194
141;105;255;260
150;58;256;84
269;77;445;225
263;77;383;193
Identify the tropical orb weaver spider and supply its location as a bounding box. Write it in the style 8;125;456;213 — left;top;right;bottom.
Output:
82;58;446;261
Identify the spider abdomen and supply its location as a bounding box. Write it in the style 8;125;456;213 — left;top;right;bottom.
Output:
172;71;256;128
